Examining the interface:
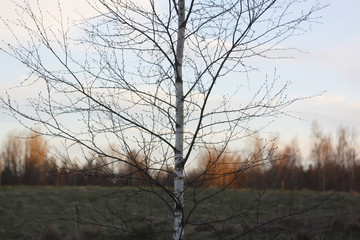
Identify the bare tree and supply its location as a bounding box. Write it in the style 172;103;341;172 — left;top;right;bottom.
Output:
336;126;358;192
0;130;55;185
311;121;334;191
1;0;324;239
275;139;300;190
23;131;49;185
0;132;24;185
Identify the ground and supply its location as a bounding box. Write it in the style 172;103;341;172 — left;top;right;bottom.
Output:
0;186;359;239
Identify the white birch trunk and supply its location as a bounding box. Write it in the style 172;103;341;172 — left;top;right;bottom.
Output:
174;0;185;239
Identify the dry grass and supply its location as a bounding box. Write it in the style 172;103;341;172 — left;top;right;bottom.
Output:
0;186;359;239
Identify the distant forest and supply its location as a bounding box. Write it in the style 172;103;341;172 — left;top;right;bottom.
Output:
1;122;359;193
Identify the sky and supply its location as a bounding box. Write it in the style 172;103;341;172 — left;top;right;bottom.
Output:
1;0;360;160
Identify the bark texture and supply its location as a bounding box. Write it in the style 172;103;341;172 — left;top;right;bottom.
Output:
174;1;186;239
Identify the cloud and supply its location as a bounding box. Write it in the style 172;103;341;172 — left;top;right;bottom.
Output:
293;95;360;131
308;36;360;85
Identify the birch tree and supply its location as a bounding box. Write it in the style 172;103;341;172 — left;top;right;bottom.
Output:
1;0;324;239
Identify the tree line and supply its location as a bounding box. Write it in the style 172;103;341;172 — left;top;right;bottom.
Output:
1;122;358;192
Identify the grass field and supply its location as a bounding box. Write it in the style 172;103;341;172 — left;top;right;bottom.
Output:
0;186;360;239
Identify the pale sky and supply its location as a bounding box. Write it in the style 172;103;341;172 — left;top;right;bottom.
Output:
1;0;360;159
